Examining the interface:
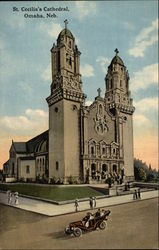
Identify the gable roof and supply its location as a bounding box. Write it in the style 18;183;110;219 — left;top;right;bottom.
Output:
11;130;48;155
13;142;27;153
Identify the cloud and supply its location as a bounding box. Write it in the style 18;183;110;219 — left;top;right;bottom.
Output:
81;64;94;77
39;23;62;38
75;1;97;20
6;14;25;29
42;63;51;82
85;100;93;106
129;19;158;57
96;56;110;74
133;113;151;128
130;63;158;91
0;109;48;135
134;97;158;113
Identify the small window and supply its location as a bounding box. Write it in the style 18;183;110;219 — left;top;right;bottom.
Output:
69;41;71;48
26;165;30;174
102;147;106;155
91;147;95;154
120;80;122;87
69;57;72;66
113;149;116;154
56;161;59;170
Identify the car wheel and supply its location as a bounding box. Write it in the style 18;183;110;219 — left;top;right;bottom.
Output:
65;227;71;235
99;221;107;230
73;227;82;237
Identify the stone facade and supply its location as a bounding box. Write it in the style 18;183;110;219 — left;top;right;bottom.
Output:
4;21;135;184
46;22;135;184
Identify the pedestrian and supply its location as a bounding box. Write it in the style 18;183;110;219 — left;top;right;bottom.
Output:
9;192;13;205
74;198;79;212
134;189;138;200
89;197;93;209
6;190;11;204
137;188;141;199
14;192;19;205
93;197;96;208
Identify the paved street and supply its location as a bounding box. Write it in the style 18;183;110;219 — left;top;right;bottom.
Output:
0;190;158;216
0;198;158;249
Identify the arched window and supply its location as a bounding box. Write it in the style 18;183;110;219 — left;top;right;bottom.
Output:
69;57;72;66
110;79;113;89
102;147;106;155
99;104;103;116
91;146;95;154
120;80;122;87
69;41;71;48
26;165;30;174
56;161;59;170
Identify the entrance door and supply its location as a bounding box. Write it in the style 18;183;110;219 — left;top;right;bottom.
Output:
113;164;117;173
91;163;96;179
102;164;108;172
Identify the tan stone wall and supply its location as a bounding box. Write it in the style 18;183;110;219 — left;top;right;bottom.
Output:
122;113;134;177
63;100;81;180
49;100;65;180
49;99;81;182
19;159;35;181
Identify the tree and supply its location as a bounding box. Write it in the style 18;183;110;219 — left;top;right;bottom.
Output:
134;158;158;182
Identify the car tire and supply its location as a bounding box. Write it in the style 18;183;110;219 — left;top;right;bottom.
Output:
99;221;107;230
73;227;82;237
65;227;71;235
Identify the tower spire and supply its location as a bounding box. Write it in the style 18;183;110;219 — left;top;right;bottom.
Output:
64;19;68;29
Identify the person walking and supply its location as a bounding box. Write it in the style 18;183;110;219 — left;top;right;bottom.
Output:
9;192;13;205
14;192;19;205
89;197;93;209
93;197;96;208
137;188;141;199
134;189;138;200
74;198;79;212
6;190;11;204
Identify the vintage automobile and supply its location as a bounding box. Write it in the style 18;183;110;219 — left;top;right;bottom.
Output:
65;209;111;237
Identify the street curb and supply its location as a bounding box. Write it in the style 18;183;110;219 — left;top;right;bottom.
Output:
0;195;158;217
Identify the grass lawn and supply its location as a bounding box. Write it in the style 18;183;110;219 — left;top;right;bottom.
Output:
0;184;103;201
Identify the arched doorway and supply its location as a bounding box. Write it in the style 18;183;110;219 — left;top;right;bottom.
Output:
91;163;96;179
113;164;117;173
102;164;108;179
102;164;108;172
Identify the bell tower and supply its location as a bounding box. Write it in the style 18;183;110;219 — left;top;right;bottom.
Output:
105;49;135;180
46;20;85;183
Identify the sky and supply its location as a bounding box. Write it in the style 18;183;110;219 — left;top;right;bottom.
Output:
0;1;158;170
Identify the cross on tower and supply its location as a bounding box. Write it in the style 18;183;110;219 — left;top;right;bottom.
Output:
64;19;68;29
97;88;101;97
114;48;119;56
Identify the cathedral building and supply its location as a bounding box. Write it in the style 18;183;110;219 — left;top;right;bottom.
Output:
4;21;135;184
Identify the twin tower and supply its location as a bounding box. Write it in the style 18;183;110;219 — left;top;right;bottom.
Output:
46;21;135;184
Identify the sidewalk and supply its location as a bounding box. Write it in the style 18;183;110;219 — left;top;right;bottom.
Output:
0;190;158;217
